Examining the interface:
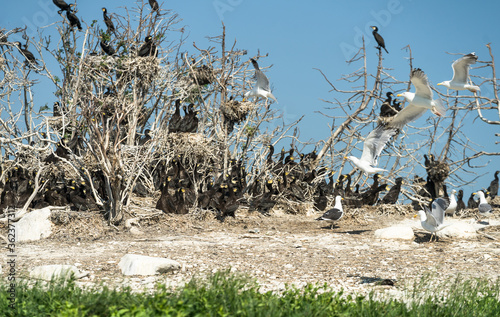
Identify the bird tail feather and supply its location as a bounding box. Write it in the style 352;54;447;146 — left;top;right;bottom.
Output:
433;98;446;116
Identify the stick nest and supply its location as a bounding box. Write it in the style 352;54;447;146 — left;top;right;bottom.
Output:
427;160;450;183
221;100;255;123
189;65;216;85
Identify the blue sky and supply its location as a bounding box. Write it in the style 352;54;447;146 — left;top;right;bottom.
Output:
2;0;499;197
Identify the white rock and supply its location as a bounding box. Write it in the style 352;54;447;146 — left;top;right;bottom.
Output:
438;222;477;239
30;265;88;280
119;254;181;276
15;208;52;242
374;226;414;240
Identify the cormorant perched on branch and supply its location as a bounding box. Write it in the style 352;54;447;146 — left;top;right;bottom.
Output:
137;35;157;57
67;5;82;31
100;38;115;56
168;100;182;133
102;8;115;35
14;42;38;66
379;92;395;117
149;0;159;11
53;0;71;14
371;26;388;54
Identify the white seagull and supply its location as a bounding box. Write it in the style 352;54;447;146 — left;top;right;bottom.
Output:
389;68;446;129
316;195;343;229
445;189;457;217
244;58;278;106
345;125;397;175
437;53;480;93
474;190;493;223
415;197;450;242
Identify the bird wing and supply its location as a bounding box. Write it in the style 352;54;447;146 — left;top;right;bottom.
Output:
251;59;271;92
387;104;427;129
319;207;343;221
478;203;492;213
360;125;397;166
431;197;449;225
411;68;433;99
451;53;477;84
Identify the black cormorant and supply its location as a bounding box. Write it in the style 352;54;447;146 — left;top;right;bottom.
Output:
168;100;182;133
456;189;466;213
467;192;478;209
487;170;499;199
379;92;397;117
66;6;83;31
100;39;115;56
149;0;159;11
370;26;388;54
380;177;403;204
102;8;115;34
14;42;38;66
137;35;157;57
53;0;71;14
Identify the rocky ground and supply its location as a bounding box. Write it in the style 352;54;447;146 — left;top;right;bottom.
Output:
1;202;500;298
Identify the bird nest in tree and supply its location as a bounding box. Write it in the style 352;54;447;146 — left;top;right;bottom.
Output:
83;55;159;82
189;65;216;86
221;100;254;123
166;132;217;162
427;160;450;183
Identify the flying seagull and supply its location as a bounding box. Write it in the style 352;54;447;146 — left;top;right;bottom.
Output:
371;26;388;54
389;68;446;129
244;58;278;106
415;197;450;242
437;53;480;93
316;195;343;229
345;125;397;175
475;190;493;223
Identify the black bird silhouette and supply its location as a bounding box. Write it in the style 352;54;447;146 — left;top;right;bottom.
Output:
467;192;478;209
456;189;466;213
138;129;152;145
14;42;38;66
138;35;157;57
168;100;182;133
380;177;403;204
149;0;159;11
487;170;499;199
371;26;388;53
67;6;82;31
379;92;396;117
53;0;71;14
102;8;115;35
100;39;115;56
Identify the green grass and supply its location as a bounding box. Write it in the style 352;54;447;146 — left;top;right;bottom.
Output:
1;271;500;316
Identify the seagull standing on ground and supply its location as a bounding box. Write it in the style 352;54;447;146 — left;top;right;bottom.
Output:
389;68;446;129
316;195;344;229
437;53;480;93
416;197;450;242
475;190;493;223
244;58;278;107
445;189;457;217
345;125;397;175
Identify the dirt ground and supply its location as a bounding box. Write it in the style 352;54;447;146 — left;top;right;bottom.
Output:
2;201;500;297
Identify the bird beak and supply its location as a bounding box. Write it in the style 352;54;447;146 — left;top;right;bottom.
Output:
396;94;402;97
437;83;442;86
413;214;417;218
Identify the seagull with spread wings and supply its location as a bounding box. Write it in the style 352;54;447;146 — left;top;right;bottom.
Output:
415;197;450;242
437;53;480;93
244;58;278;106
389;68;446;129
345;125;397;175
